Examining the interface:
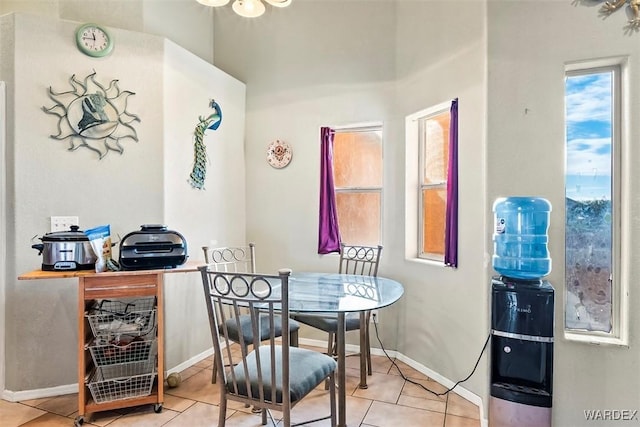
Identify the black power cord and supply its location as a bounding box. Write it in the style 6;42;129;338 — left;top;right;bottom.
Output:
371;313;491;398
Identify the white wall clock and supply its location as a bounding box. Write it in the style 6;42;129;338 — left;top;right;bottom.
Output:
75;23;114;58
267;139;293;169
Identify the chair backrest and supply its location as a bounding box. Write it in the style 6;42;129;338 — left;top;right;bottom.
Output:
202;243;256;273
199;267;292;409
339;243;383;277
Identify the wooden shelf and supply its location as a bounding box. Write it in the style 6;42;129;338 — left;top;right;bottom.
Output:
19;261;202;425
18;260;202;281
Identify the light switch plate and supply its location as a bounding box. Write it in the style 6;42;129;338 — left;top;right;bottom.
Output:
50;216;79;232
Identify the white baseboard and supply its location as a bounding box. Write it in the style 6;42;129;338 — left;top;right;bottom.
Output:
393;352;487;426
299;337;487;427
1;348;215;403
2;383;78;402
2;339;488;426
166;347;215;376
298;337;397;358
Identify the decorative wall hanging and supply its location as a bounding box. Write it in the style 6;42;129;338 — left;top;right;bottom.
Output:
266;139;292;168
42;71;140;159
590;0;640;31
189;99;222;190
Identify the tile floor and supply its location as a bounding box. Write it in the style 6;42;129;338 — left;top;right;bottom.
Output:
2;344;481;427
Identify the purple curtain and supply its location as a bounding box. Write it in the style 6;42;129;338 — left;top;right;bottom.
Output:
444;99;458;267
318;127;341;254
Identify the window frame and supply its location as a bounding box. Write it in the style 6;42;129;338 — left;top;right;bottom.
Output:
332;123;384;246
564;57;629;346
405;101;451;263
418;106;450;261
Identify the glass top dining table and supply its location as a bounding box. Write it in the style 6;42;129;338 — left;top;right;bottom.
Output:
286;272;404;313
285;272;404;427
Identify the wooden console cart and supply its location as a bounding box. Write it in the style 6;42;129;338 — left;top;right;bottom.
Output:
18;264;198;426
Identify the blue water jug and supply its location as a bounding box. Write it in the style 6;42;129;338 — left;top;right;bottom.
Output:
492;197;552;280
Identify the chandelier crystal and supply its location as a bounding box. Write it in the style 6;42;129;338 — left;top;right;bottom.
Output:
197;0;292;18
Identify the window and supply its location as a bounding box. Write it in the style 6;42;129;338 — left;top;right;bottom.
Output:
405;101;452;262
419;108;450;260
564;59;627;344
333;126;383;246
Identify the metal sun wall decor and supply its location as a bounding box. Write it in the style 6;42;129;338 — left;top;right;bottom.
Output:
42;71;140;159
576;0;640;31
189;99;222;190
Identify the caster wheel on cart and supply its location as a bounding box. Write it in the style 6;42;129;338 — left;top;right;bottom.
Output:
74;416;84;426
154;404;163;413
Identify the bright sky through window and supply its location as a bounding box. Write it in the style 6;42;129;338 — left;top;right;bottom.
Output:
565;73;612;201
565;67;615;335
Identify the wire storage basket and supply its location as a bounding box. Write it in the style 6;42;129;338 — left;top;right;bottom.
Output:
87;355;157;404
88;333;156;368
86;298;157;339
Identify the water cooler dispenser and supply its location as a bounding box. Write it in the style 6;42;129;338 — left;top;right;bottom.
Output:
489;197;554;427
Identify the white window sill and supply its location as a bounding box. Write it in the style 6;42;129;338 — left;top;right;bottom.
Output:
564;331;628;348
406;257;446;268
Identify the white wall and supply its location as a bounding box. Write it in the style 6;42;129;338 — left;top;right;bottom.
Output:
211;0;490;408
4;1;639;425
487;2;640;426
394;0;489;402
211;0;401;343
0;13;15;399
6;12;164;391
162;39;246;369
0;81;6;396
0;10;245;394
0;0;214;64
213;2;397;265
143;0;215;64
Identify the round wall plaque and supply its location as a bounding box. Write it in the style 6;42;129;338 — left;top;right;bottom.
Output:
267;140;293;168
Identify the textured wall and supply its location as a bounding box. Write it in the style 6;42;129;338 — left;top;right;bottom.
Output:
1;10;245;394
487;2;640;426
212;0;489;412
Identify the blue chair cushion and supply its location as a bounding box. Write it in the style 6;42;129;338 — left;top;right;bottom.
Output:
228;346;337;403
220;314;300;344
291;313;361;333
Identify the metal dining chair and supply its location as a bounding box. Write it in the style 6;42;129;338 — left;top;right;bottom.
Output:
292;243;383;387
201;243;300;384
200;267;337;427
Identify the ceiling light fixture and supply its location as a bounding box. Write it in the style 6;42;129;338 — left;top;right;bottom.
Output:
197;0;292;18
